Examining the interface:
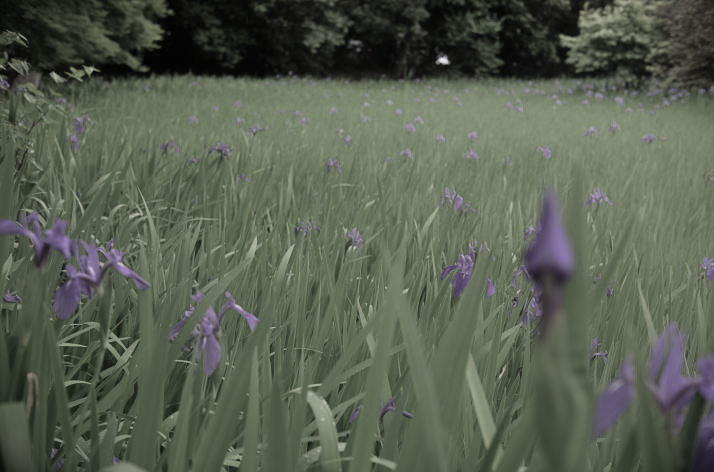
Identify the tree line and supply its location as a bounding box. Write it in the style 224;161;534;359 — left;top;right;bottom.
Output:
1;0;712;86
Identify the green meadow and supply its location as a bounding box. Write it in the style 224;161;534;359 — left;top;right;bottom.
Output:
1;76;713;471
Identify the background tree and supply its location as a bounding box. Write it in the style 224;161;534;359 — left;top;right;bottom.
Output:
647;0;714;87
560;0;656;83
1;0;168;71
423;0;503;77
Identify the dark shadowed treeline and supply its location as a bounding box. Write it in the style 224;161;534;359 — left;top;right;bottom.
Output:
1;0;713;85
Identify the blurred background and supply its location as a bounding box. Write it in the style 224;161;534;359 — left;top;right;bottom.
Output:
1;0;713;86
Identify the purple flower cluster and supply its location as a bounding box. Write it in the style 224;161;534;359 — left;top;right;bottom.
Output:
586;188;613;208
169;290;258;375
641;133;656;144
0;212;150;320
399;148;414;161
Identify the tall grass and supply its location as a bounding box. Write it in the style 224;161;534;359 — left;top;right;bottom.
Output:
1;75;713;471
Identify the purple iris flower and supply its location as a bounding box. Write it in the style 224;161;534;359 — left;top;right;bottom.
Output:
209;142;232;158
468;131;478;142
345;135;352;145
296;221;320;236
0;212;72;266
510;264;530;288
692;412;714;472
701;258;714;281
537;146;552;160
53;241;150;320
3;291;22;304
327;159;342;173
607;285;614;297
609;121;621;133
525;191;575;285
169;290;258;375
641;133;656;144
0;78;10;90
434;134;446;143
414;116;424;125
400;148;414;160
585;126;598;137
160;139;180;154
395;108;402;115
487;279;496;297
464;150;479;160
441;249;475;298
345;228;362;248
586;188;613;208
405;122;416;133
593;325;703;437
615;96;625;106
379;397;397;421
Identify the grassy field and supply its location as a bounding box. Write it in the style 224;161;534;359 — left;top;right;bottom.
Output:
1;75;713;471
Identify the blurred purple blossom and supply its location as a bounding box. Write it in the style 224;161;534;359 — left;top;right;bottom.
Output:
464;150;479;160
701;257;714;281
233;100;242;108
641;133;656;144
609;121;621;133
434;134;446;143
0;212;72;266
487;279;496;297
395;108;402;115
468;131;478;142
525;191;575;285
607;285;614;297
187;115;199;124
160;139;180;154
537;146;552;160
585;126;598;137
400;148;414;160
405;122;416;133
296;221;320;236
345;228;362;248
327;159;342;173
586;188;613;208
414;115;424;125
0;78;10;90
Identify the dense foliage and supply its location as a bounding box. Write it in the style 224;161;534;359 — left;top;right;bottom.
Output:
1;0;168;71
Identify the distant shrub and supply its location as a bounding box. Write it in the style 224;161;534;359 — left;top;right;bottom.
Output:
560;0;656;84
